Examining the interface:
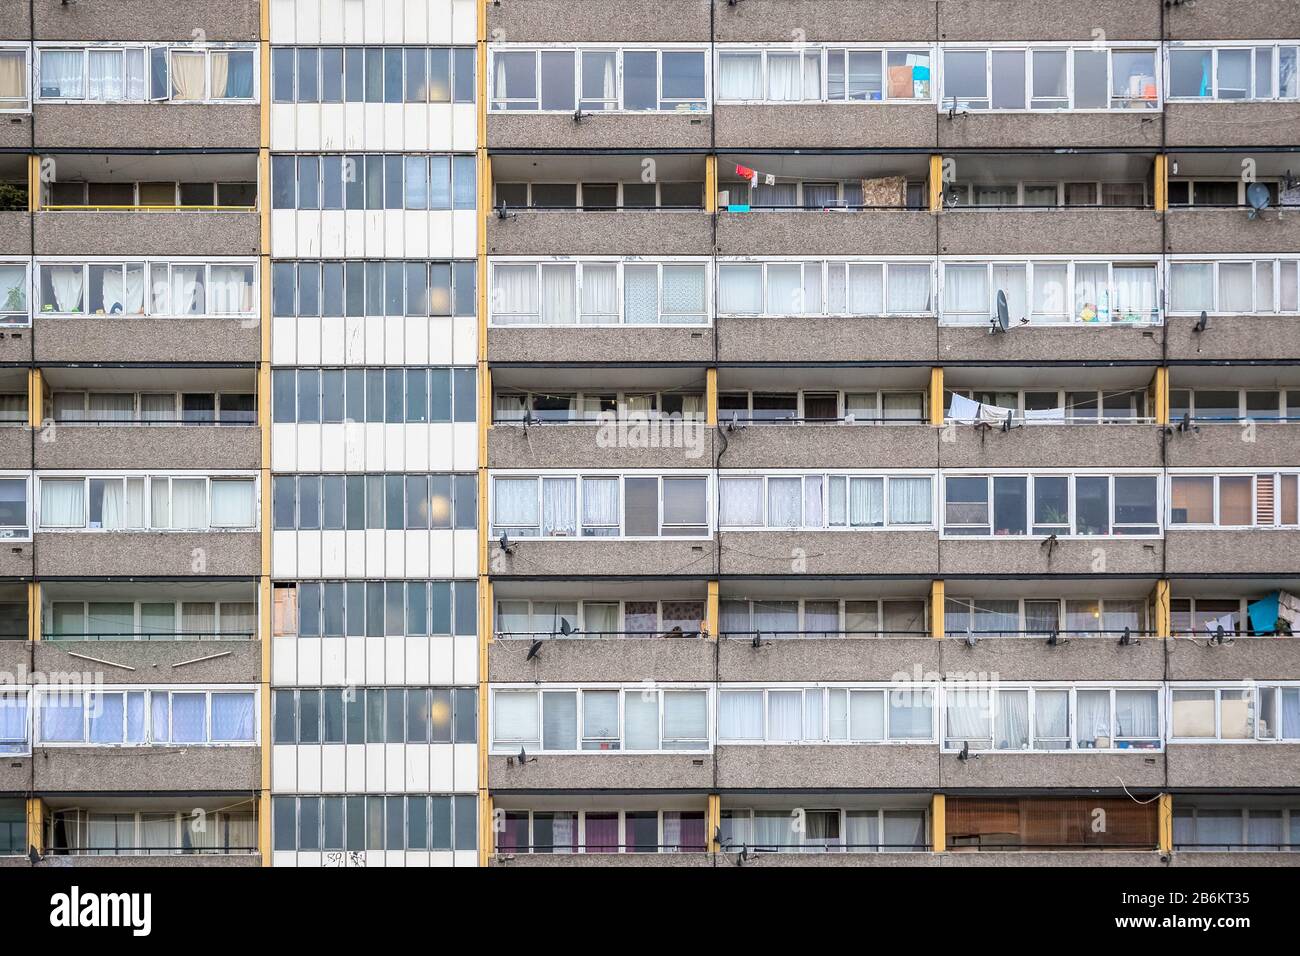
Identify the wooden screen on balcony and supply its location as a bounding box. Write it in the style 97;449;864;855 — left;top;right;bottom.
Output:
946;797;1158;850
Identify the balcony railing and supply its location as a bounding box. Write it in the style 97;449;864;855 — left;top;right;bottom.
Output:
42;631;255;641
944;628;1156;641
496;628;703;640
43;205;256;213
721;629;931;641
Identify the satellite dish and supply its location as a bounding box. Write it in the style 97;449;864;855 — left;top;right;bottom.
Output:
1246;182;1271;219
558;618;573;637
990;290;1010;333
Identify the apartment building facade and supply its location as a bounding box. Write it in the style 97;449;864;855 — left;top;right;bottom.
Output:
0;0;1297;869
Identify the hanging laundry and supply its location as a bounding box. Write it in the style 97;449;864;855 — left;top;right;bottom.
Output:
1247;592;1280;634
1023;407;1067;422
948;394;981;421
1205;612;1236;637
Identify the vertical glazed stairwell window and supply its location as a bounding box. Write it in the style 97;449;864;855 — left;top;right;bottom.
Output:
490;46;708;112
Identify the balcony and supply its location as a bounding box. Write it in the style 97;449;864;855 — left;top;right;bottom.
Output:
1166;529;1300;575
0;155;30;255
940;537;1163;576
34;746;260;792
487;0;711;43
1167;743;1300;788
940;750;1165;789
1166;103;1300;149
719;316;938;363
938;425;1162;470
938;113;1161;152
488;753;712;791
715;743;938;789
942;635;1165;681
939;208;1161;256
719;635;940;683
716;103;935;150
490;209;712;257
488;635;713;683
1165;423;1300;468
490;537;717;578
488;112;712;152
34;532;260;578
35;152;259;256
488;325;714;365
719;530;939;576
32;0;261;41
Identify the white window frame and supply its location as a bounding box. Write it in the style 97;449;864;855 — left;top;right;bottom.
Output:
1164;41;1300;102
488;683;713;755
943;595;1150;639
1174;804;1300;852
494;597;707;639
0;472;31;541
937;42;1162;113
1166;256;1300;315
34;43;259;104
0;688;31;755
939;468;1163;539
716;683;937;745
34;471;259;533
717;469;936;531
713;42;935;105
45;597;257;641
34;257;259;319
487;43;711;114
944;386;1153;424
938;256;1162;327
1167;681;1268;743
0;43;31;112
1166;469;1300;530
717;388;928;425
720;806;931;853
33;685;259;747
488;256;712;327
940;682;1165;753
491;388;707;424
489;469;713;540
718;596;929;639
715;256;936;318
0;259;32;326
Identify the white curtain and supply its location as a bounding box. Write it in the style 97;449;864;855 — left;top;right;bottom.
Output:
169;693;207;743
889;477;932;525
494;477;538;530
849;476;883;526
661;265;705;322
209;265;253;315
124;49;146;100
827;263;847;313
882;812;926;853
765;477;802;527
847;263;884;314
622;264;658;324
945;688;990;745
992;263;1028;322
804;476;823;526
41;478;84;527
1114;264;1157;318
754;601;797;634
170;478;207;529
718;53;761;99
883;393;923;422
169;265;204;315
1169;263;1213;313
753;813;795;851
0;695;27;746
717;265;762;314
1074;262;1110;321
849;690;885;741
89;393;133;422
580;477;618;532
1256;261;1274;312
493;265;538;323
1034;689;1070;748
887;264;931;312
943;264;988;316
1247;811;1284;850
49;266;84;312
846;812;879;852
1115;689;1158;739
1283;688;1300;739
0;51;26;102
766;54;805;101
719;691;763;740
495;692;538;746
750;182;797;207
211;479;255;527
1218;262;1254;312
541;477;576;535
539;263;576;325
759;691;800;743
1032;263;1068;318
219;602;256;638
41;50;84;98
97;479;125;529
88;50;123;101
719;477;762;527
663;692;705;744
889;689;932;739
1075;690;1112;746
766;264;802;315
622;693;657;750
996;689;1030;749
211;692;255;741
579;264;617;322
